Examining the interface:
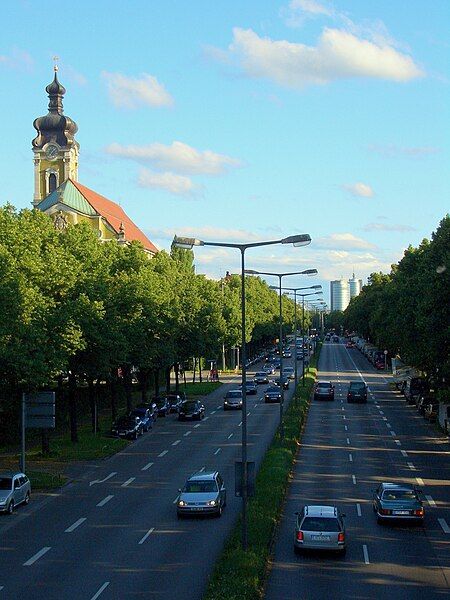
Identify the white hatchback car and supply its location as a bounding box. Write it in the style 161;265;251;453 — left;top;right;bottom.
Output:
0;471;31;515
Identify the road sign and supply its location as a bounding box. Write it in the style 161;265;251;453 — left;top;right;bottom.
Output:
25;392;55;428
234;461;255;497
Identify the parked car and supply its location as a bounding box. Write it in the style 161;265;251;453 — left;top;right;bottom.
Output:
177;470;226;518
283;367;295;379
111;415;144;439
345;341;354;349
263;364;276;375
178;400;205;421
254;371;270;384
153;397;171;417
423;401;439;422
404;377;428;405
224;390;243;410
373;482;424;524
0;472;31;515
347;381;368;403
129;408;153;432
264;386;282;403
314;381;335;401
294;505;346;554
273;377;290;390
135;401;157;422
416;394;434;415
165;393;185;413
239;381;258;395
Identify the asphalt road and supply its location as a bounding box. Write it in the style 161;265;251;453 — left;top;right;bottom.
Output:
0;360;296;599
264;341;450;600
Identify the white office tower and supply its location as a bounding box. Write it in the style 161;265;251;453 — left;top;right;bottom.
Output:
348;273;363;299
330;279;350;311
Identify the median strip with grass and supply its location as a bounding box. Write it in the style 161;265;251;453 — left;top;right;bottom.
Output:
204;348;320;600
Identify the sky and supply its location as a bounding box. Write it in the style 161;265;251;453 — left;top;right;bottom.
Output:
1;0;448;305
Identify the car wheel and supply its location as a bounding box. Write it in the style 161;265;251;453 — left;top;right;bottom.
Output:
24;492;30;505
7;500;14;515
216;505;223;517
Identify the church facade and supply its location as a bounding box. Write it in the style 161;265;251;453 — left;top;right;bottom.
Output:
32;67;157;255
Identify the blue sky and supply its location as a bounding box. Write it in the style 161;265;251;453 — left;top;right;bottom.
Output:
1;0;448;304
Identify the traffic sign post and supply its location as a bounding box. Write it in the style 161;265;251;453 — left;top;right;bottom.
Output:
21;392;56;472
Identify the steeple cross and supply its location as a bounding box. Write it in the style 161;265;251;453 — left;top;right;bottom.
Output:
53;56;59;72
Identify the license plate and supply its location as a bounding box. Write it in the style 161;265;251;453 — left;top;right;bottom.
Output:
312;536;330;541
393;510;409;515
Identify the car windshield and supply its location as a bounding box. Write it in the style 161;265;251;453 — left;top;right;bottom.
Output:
267;387;280;393
182;402;197;411
301;517;340;532
382;490;416;501
227;391;242;398
184;480;218;493
155;400;166;407
0;477;12;490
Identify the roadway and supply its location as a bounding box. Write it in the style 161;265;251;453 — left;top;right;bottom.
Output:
0;360;295;599
264;340;450;600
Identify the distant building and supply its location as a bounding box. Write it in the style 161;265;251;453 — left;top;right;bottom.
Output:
349;272;363;299
330;279;350;312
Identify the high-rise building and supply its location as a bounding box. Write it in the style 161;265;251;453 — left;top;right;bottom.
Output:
330;279;350;311
349;272;363;299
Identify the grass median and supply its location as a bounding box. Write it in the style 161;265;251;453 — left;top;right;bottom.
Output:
204;347;320;600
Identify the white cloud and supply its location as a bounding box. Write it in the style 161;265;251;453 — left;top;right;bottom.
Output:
102;72;174;108
367;144;439;158
63;64;87;86
342;182;374;198
106;141;242;175
315;233;377;250
138;169;198;196
147;226;261;243
218;27;423;88
363;222;416;232
282;0;334;28
0;48;34;71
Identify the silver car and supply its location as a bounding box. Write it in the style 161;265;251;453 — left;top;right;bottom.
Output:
0;471;31;514
294;505;346;554
223;390;243;410
177;471;226;517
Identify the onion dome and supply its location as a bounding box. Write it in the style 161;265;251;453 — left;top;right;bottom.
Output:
32;66;78;149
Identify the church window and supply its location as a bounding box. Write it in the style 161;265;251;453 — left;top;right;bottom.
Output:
49;172;57;193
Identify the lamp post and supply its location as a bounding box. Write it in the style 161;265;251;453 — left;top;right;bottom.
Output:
244;269;318;436
276;286;322;391
172;233;311;549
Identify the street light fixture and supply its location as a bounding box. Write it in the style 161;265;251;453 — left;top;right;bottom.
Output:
172;233;311;550
244;269;318;436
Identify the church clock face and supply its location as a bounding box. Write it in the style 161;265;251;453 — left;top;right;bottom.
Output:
45;143;59;160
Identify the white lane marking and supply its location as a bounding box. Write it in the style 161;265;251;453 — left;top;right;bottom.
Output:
23;546;51;566
90;582;110;600
203;416;209;421
401;450;408;457
386;423;392;429
356;503;362;516
346;438;350;445
214;448;221;455
379;410;384;415
183;431;191;437
97;495;114;507
363;545;370;564
407;462;416;471
121;477;135;487
211;410;217;415
438;518;450;534
141;462;154;471
343;415;346;420
89;472;117;487
158;450;168;457
138;527;155;544
344;425;348;431
341;407;344;411
194;423;201;428
216;405;221;410
199;466;205;472
416;477;425;486
390;431;396;437
172;440;181;446
247;412;251;416
349;453;353;462
238;421;243;427
395;439;401;446
254;403;258;408
352;475;356;485
425;495;436;507
382;417;388;421
228;433;234;439
65;517;87;533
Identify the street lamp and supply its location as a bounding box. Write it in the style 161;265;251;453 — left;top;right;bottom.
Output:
276;286;322;391
244;269;318;436
172;233;311;550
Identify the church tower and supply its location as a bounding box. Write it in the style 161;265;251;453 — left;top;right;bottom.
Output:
32;64;79;206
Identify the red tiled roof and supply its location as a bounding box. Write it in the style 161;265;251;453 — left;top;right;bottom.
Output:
71;179;158;254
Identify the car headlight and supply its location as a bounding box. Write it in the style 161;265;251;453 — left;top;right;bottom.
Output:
208;500;217;506
178;500;186;507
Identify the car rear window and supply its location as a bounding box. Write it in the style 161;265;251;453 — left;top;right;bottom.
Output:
350;382;365;390
0;477;12;490
256;372;266;377
301;517;340;532
382;490;416;500
184;481;218;493
317;383;331;389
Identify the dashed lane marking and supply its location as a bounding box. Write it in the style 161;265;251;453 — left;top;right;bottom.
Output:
416;477;425;486
228;433;233;439
352;475;356;485
214;448;222;455
89;472;117;487
65;517;87;533
344;425;348;431
141;462;154;471
349;453;353;462
347;438;350;445
90;582;110;600
425;495;436;507
238;421;243;427
172;440;181;446
138;527;155;544
158;450;168;457
121;478;135;487
199;466;205;472
203;416;209;421
438;518;450;534
194;423;201;428
386;423;392;429
395;440;401;446
183;431;191;437
357;503;362;516
407;462;416;471
382;417;388;421
97;495;114;507
401;450;408;457
363;545;370;564
390;431;396;436
23;546;51;566
211;410;216;415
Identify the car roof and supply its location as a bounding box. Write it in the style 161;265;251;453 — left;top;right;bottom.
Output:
304;505;338;517
317;381;332;385
0;471;25;478
380;482;415;490
188;470;218;481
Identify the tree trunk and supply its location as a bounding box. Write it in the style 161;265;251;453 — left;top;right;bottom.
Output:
123;366;133;413
68;372;78;443
154;369;160;397
199;357;203;383
110;369;117;422
165;366;171;393
174;363;180;393
192;357;196;383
